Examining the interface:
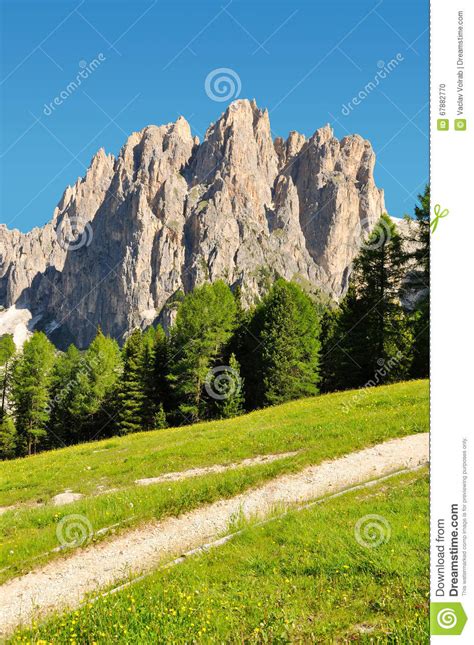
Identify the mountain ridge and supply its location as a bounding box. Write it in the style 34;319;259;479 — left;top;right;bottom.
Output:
0;99;385;348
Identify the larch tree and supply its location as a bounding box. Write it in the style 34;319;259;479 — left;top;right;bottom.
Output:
81;330;123;440
10;332;56;455
0;334;16;419
168;281;237;422
254;279;322;406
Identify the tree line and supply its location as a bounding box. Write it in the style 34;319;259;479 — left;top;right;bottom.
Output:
0;187;429;459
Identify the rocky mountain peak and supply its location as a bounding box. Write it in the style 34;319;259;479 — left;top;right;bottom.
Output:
0;99;385;348
192;98;277;188
274;130;307;168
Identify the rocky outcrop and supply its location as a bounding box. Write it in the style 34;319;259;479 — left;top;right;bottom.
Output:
0;99;385;348
0;149;115;309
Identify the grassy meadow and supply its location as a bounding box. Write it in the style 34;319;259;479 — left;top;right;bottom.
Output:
12;468;429;643
0;380;428;584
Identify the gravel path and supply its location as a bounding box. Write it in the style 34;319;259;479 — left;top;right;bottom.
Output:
1;452;299;514
0;433;428;636
134;451;299;485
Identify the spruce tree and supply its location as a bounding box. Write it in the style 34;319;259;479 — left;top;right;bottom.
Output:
318;305;341;393
148;325;169;428
410;185;430;282
168;281;237;421
408;186;430;378
330;214;413;389
140;327;158;430
117;329;146;435
49;344;84;446
10;332;56;455
230;304;265;410
207;352;245;419
256;279;321;406
134;325;168;431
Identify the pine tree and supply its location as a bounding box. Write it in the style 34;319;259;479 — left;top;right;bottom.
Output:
0;334;16;419
254;279;321;406
10;332;56;455
168;281;237;422
330;214;413;389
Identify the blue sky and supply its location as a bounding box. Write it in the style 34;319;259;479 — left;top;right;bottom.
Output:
0;0;428;232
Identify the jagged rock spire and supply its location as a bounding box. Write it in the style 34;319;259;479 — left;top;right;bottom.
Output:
0;99;385;348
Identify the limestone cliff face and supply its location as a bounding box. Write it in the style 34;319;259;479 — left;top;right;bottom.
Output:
0;149;114;307
0;99;385;348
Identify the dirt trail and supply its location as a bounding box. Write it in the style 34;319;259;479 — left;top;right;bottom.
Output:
134;450;299;485
0;433;428;636
1;452;299;514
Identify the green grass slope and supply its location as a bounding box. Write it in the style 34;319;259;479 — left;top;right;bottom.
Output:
13;468;429;644
0;380;428;584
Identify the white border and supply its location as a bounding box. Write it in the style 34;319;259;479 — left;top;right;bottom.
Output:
431;0;472;640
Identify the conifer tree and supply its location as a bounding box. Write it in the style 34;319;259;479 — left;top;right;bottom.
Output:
232;303;265;410
168;281;237;421
318;305;341;393
0;334;16;419
0;414;17;459
151;325;170;427
207;352;245;419
408;186;430;378
49;334;122;445
140;326;168;430
253;279;321;406
410;184;430;282
80;330;122;440
49;344;84;446
117;329;146;435
411;298;429;378
140;326;157;430
330;214;413;389
10;332;56;454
